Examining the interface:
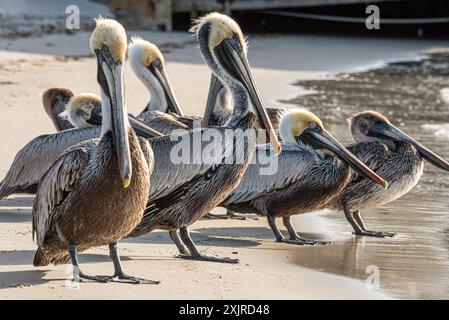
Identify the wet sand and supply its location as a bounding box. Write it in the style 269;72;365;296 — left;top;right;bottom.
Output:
288;51;449;299
1;30;448;299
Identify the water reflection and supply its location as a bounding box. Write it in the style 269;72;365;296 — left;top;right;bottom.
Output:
289;52;449;299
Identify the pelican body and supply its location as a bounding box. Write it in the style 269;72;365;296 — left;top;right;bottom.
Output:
0;93;160;201
127;13;281;263
327;111;449;237
32;18;158;284
220;109;388;245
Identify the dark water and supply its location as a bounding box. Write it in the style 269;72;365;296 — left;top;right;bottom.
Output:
287;50;449;299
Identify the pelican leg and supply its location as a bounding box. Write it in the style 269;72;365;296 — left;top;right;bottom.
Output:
352;210;396;238
169;229;189;255
267;215;286;242
177;226;239;264
344;207;395;238
107;242;160;284
282;217;329;245
68;244;109;283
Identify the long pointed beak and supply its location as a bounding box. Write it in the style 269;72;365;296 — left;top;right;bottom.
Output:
214;39;281;154
307;127;388;188
369;122;449;171
202;74;223;128
149;62;184;116
86;107;163;139
128;114;164;138
103;61;132;188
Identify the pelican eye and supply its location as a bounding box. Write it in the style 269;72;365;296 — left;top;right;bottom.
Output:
151;59;162;69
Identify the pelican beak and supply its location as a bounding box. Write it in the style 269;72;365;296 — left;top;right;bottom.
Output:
148;60;184;116
128;114;164;138
303;123;388;188
368;121;449;171
96;45;132;188
213;37;281;155
202;74;223;128
86;108;163;139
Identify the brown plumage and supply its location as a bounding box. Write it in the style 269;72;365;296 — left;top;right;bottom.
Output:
127;12;281;263
42;87;74;131
327;111;449;237
33;130;151;266
32;17;157;284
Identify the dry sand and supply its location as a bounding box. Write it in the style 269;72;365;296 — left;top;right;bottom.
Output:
1;30;447;299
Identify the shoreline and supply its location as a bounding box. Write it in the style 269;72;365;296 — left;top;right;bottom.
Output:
2;31;447;299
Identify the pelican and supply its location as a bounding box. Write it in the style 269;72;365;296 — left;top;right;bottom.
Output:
127;12;281;263
128;37;283;134
128;36;201;132
0;94;161;200
203;73;284;128
42;87;75;131
32;18;158;284
220;109;388;245
63;93;102;128
327;111;449;237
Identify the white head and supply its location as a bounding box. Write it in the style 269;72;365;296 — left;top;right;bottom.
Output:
65;94;102;128
128;36;182;115
279;109;323;144
279;108;388;188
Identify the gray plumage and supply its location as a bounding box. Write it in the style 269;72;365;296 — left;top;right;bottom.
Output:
328;141;422;212
326;110;449;237
0;127;100;199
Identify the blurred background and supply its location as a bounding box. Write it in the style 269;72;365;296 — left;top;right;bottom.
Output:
1;0;449;38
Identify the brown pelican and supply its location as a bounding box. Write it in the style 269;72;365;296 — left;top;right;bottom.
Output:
220;109;388;245
128;37;282;134
33;17;158;284
128;12;281;263
0;94;161;201
327;111;449;237
42;87;74;131
128;36;202;132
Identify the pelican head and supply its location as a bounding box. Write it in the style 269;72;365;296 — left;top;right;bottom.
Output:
90;17;131;187
65;94;102;128
349;110;449;171
280;109;388;188
42;87;74;130
192;12;281;154
128;36;183;116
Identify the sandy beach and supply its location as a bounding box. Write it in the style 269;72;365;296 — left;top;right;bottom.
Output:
1;28;448;299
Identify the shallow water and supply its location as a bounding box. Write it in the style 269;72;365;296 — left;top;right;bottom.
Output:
288;51;449;299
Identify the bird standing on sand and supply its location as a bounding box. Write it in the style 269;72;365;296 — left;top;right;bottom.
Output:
128;12;281;263
32;18;157;284
220;109;388;245
327;111;449;237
